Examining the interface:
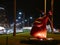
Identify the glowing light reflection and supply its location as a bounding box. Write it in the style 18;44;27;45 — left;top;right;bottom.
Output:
34;30;47;39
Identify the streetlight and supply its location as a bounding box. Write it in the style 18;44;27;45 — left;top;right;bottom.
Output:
19;12;22;15
30;17;33;19
18;17;21;19
25;19;27;22
29;17;33;26
16;19;18;22
17;11;25;27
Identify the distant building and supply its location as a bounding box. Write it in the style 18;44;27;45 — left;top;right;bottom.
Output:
0;7;10;28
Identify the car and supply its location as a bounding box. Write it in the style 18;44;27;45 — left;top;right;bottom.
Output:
0;26;6;34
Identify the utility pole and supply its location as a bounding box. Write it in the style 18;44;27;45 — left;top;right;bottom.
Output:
51;0;54;32
51;0;54;23
13;0;16;36
44;0;46;15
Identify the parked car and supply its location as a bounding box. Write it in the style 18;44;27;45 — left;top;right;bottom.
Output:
0;26;6;34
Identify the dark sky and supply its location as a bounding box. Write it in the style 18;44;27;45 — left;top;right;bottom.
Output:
0;0;60;28
53;0;60;28
16;0;44;19
16;0;44;11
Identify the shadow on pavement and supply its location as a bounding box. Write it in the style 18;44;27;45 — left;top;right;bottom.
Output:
20;39;60;45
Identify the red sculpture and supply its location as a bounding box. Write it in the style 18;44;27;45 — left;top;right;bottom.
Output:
30;10;53;39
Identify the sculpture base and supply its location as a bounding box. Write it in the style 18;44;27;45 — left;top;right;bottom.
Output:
30;38;54;41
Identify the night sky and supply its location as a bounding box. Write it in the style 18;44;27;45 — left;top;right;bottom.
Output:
0;0;60;28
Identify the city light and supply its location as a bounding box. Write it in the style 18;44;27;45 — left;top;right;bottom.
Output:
25;19;27;22
42;12;44;15
18;17;21;19
30;17;33;19
19;22;21;24
19;12;22;14
16;19;18;22
22;21;24;23
0;7;4;10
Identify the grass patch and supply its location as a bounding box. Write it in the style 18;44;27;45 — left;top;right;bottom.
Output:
0;30;60;45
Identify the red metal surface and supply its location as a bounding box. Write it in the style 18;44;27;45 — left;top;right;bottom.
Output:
30;15;49;39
